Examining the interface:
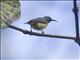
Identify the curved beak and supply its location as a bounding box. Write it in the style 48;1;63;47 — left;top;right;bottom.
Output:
51;19;58;22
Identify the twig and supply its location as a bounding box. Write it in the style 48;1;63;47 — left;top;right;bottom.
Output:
8;25;79;40
73;0;80;46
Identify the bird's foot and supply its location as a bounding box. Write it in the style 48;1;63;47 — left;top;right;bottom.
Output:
30;30;32;36
42;31;44;35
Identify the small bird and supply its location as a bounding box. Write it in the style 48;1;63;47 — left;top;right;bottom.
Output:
25;16;57;34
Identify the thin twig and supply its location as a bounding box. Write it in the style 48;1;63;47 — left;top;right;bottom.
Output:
73;0;80;46
8;25;79;40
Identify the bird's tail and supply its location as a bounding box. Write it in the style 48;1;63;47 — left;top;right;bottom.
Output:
24;21;30;24
24;22;28;24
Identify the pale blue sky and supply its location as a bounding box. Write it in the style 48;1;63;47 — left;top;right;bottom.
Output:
1;1;80;60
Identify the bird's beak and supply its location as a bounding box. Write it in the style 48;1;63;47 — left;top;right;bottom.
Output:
51;19;58;22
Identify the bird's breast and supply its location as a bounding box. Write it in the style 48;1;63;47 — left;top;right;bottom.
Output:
32;22;48;30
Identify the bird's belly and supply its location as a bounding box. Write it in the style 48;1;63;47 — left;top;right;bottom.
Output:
32;23;47;30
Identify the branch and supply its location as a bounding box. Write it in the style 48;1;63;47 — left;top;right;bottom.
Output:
8;25;79;40
73;0;80;46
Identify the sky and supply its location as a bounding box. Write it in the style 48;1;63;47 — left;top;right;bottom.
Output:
1;1;80;60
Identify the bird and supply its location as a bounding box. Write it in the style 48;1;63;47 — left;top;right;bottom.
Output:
24;16;57;34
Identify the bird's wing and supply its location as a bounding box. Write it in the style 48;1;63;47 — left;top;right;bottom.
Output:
28;17;47;24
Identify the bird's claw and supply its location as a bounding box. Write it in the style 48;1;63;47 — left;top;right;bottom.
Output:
30;30;32;36
42;31;44;35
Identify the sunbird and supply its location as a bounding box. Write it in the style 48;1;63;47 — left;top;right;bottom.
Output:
25;16;57;34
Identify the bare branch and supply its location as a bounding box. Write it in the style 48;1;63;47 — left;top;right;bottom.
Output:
8;25;79;40
73;0;80;46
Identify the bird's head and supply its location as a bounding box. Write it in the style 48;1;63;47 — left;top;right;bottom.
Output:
43;16;57;23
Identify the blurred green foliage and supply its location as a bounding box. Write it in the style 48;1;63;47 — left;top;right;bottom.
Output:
0;0;21;29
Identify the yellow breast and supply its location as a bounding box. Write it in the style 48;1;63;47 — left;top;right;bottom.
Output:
32;23;48;30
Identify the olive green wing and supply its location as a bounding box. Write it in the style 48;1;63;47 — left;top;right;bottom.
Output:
0;0;21;29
